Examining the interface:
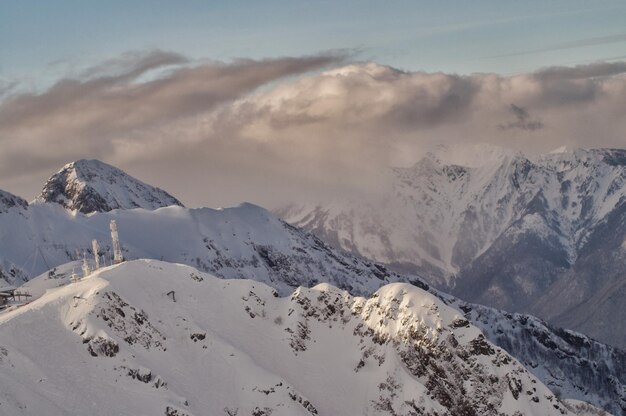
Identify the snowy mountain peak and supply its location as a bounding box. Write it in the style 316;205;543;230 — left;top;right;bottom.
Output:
0;189;28;214
429;143;522;168
279;146;626;349
549;145;571;154
0;192;623;413
0;259;592;416
35;159;184;214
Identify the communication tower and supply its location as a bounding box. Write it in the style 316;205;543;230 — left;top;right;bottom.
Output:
110;220;124;264
92;239;100;270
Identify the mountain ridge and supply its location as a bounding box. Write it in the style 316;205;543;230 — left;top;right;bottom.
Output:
278;146;626;348
0;259;605;416
0;189;28;214
0;158;623;414
35;159;184;214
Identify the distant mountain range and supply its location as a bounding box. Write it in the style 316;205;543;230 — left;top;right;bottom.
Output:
279;145;626;349
0;158;623;414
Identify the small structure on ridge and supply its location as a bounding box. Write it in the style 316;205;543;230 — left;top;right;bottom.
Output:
92;239;101;270
110;220;124;264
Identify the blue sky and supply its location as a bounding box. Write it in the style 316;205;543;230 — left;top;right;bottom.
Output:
2;0;626;88
1;1;626;205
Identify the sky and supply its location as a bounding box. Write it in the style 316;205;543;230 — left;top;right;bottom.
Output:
1;1;626;207
3;1;626;83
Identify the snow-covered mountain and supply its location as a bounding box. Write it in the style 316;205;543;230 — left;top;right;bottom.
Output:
0;189;28;214
278;146;626;348
35;159;183;213
0;159;623;414
448;298;626;415
17;259;625;415
0;260;606;415
0;200;411;297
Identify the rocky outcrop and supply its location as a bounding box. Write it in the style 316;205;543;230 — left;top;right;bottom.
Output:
36;159;183;214
279;147;626;348
0;189;27;214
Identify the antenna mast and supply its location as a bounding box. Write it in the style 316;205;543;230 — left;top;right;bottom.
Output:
92;239;100;270
70;267;79;284
82;254;91;278
110;220;123;264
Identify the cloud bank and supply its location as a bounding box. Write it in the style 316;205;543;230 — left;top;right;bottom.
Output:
1;52;625;208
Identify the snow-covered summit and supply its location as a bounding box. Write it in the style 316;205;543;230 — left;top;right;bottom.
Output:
0;189;28;214
0;259;594;416
549;145;571;154
429;143;522;168
35;159;184;214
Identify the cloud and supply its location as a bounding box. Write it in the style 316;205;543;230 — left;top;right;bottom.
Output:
534;61;626;82
498;104;543;131
482;32;626;59
0;50;346;178
0;80;19;100
77;50;188;79
1;52;626;208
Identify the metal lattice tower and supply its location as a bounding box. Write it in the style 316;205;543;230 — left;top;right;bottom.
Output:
110;220;123;264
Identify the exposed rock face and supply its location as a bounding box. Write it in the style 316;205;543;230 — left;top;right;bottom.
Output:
0;189;27;214
449;298;626;415
0;190;29;286
278;146;626;348
36;159;183;214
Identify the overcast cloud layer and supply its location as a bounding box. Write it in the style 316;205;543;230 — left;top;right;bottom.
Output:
1;51;625;208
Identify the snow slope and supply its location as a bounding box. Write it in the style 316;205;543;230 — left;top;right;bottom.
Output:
447;297;626;415
14;248;626;415
0;260;595;416
0;201;411;297
35;159;183;213
0;159;623;414
278;146;626;347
